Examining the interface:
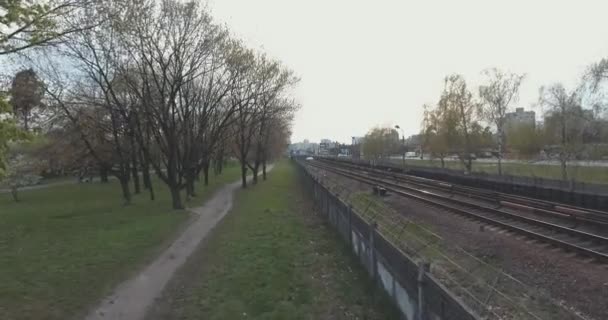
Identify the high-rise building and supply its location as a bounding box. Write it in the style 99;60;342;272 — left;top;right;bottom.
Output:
505;107;535;132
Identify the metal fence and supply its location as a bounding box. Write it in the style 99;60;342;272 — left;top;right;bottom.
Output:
297;159;591;320
298;161;479;320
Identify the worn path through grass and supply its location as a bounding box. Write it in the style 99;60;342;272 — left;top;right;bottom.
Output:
146;160;399;320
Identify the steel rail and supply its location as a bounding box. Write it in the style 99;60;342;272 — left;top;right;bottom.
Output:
306;160;608;263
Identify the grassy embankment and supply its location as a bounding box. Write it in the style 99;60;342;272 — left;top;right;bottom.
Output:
146;160;399;320
0;163;240;320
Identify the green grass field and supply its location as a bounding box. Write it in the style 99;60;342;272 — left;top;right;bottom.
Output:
0;164;241;320
391;159;608;184
148;160;399;320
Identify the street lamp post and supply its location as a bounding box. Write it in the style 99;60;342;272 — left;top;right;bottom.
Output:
395;125;405;169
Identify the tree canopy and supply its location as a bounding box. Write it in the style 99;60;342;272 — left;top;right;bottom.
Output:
362;126;399;160
10;68;45;131
0;0;92;55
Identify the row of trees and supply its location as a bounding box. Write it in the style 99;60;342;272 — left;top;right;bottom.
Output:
0;0;299;208
421;72;504;173
421;68;608;180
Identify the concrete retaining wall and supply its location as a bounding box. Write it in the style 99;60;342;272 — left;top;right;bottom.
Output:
299;161;479;320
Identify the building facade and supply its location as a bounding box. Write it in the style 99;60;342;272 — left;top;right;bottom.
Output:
505;107;535;131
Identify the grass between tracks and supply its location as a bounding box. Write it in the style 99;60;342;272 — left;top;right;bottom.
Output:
0;163;240;320
147;160;399;320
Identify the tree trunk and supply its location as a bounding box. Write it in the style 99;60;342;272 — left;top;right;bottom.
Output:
241;161;248;188
262;160;267;180
100;166;109;183
497;126;504;176
203;162;210;186
118;175;132;205
167;143;184;209
186;179;195;199
169;185;184;209
145;161;155;201
440;157;445;169
142;164;151;190
23;114;29;132
147;182;155;201
131;154;140;195
460;154;472;174
252;162;259;184
560;119;568;181
140;151;151;190
10;187;19;202
185;168;196;199
497;157;502;176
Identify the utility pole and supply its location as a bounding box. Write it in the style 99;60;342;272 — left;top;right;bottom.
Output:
395;125;405;169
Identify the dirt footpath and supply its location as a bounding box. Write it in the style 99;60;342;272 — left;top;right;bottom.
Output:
85;171;270;320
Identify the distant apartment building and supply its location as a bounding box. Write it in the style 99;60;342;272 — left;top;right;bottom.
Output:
319;139;337;155
505;107;535;133
288;140;319;155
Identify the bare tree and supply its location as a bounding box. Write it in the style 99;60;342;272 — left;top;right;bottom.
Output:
38;0;139;204
422;105;452;168
438;74;479;173
539;84;588;181
226;43;262;188
117;0;229;208
588;58;608;90
258;98;298;180
45;77;135;204
248;56;298;183
28;0;299;208
183;43;236;193
478;68;525;175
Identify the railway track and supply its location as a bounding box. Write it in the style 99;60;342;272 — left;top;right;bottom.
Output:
320;158;608;226
305;160;608;264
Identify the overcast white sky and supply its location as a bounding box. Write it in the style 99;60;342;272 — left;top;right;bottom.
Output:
209;0;608;144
